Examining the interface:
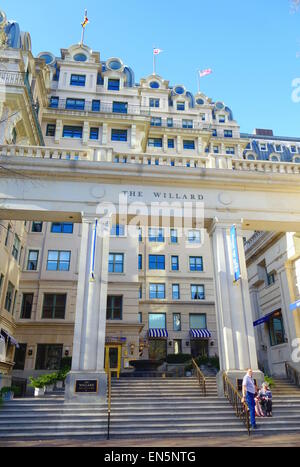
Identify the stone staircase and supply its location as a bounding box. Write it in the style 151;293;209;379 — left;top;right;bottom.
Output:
1;376;300;440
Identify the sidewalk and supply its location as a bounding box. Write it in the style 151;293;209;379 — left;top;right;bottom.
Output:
1;433;300;447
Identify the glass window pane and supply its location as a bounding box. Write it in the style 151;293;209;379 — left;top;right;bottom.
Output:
190;314;207;329
149;313;166;329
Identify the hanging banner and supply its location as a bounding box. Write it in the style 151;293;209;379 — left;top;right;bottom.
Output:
290;300;300;312
230;225;241;282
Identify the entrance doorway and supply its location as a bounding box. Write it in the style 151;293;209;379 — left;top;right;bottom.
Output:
190;340;209;358
104;345;121;379
149;340;167;361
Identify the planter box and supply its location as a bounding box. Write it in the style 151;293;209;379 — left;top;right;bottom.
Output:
56;381;63;389
45;384;54;393
34;388;45;397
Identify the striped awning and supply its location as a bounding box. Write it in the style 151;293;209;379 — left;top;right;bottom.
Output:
0;329;19;348
190;329;212;339
149;329;168;338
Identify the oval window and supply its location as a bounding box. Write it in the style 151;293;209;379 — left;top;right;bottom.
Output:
39;53;54;65
150;81;160;89
196;98;205;105
174;86;185;95
215;101;224;110
74;53;88;62
108;60;122;70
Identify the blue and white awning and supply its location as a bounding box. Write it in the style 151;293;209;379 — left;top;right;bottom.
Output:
149;329;168;338
190;329;212;339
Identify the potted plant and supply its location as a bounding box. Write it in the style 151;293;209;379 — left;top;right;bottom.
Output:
1;386;15;401
55;369;69;389
29;376;46;397
43;373;58;393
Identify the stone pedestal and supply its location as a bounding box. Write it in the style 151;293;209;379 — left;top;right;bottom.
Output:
64;215;110;404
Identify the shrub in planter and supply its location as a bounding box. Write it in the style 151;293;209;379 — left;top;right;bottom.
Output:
1;387;15;401
29;376;47;396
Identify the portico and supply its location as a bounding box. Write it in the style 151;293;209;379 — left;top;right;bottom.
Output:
1;149;300;400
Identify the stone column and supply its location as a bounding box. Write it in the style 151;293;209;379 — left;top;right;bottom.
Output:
65;214;110;403
208;219;264;395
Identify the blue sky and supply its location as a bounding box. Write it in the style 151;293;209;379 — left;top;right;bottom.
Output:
2;0;300;136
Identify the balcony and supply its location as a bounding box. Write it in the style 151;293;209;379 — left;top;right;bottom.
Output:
47;98;151;117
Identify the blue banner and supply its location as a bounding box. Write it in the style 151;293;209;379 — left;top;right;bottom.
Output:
290;300;300;312
230;225;241;282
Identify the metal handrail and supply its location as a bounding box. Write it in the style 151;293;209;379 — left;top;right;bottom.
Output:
223;373;250;436
285;362;300;387
192;359;207;397
48;98;151;116
107;369;112;440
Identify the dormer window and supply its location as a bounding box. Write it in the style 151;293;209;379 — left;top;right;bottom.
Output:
219;115;226;123
108;79;120;91
150;98;160;108
70;74;86;87
177;102;185;111
275;144;282;152
291;146;297;153
150;81;160;89
260;143;267;151
74;53;87;62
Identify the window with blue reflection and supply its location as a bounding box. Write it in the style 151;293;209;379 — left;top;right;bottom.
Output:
182;119;193;129
63;126;83;138
188;230;201;244
171;229;178;243
183;140;195;150
149;228;164;242
149;312;166;328
47;251;71;271
92;100;100;112
51;223;74;234
108;253;124;273
113;101;128;114
150;98;160;108
173;312;181;329
149;255;165;270
138;254;143;270
171;256;179;271
189;257;203;272
190;313;207;328
70;74;86;86
74;53;87;62
177;102;185;111
224;130;233;138
167;118;173;128
50;96;59;108
90;128;99;140
172;286;180;301
150;81;160;89
191;285;205;300
168;139;174;149
148;138;162;148
108;79;120;91
150;117;162;127
111;129;127;142
110;224;125;236
66;98;85;110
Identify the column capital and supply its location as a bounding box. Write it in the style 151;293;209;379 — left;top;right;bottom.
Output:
207;217;243;236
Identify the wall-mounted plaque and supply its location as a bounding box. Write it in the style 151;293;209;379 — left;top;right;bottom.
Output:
75;380;98;394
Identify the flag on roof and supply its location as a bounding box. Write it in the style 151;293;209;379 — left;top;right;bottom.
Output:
81;10;89;28
153;48;163;55
199;68;213;78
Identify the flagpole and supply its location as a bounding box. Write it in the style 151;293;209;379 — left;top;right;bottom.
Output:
197;70;200;94
153;48;156;75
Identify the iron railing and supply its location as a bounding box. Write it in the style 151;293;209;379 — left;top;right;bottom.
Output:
192;359;207;397
48;98;151;116
0;71;25;86
285;362;300;387
223;373;250;436
107;369;112;440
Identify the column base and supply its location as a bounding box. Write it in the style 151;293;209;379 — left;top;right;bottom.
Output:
64;371;107;404
216;370;265;397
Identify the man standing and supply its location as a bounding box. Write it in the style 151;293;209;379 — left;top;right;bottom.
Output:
241;368;258;430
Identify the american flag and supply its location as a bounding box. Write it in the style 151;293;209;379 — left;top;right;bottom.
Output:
199;68;213;78
153;48;163;55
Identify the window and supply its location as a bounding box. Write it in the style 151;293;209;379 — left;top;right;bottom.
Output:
177;102;185;111
66;98;85;110
224;130;233;138
267;272;276;286
269;310;285;346
291;146;297;153
148;138;163;148
113;101;128;114
149;255;165;270
27;250;39;271
191;285;205;300
172;284;180;300
138;311;142;323
190;313;207;329
20;293;34;319
49;96;59;108
31;222;43;233
173;313;181;331
149;313;166;329
51;223;74;234
63;126;83;138
183;140;195;150
149;228;164;242
70;74;86;86
138;227;143;242
151;117;162;127
14;344;27;370
260;144;267;151
90;128;99;140
174;340;182;355
182;119;193;129
226;147;235;155
0;274;4;298
12;235;20;261
219;115;226;123
167;118;173;128
212;129;217;137
4;225;11;246
107;296;123;320
111;129;127;142
171;256;179;271
42;294;66;319
189;257;203;272
110;224;125;237
35;344;63;370
108;253;124;273
139;287;142;300
171;229;178;243
150;98;160;108
188;230;201;244
213;146;219;154
200;114;206;121
275;145;282;152
149;284;165;299
46;124;56;137
5;282;15;312
138;254;143;270
47;251;71;271
108;79;120;91
92;100;100;112
168;139;175;149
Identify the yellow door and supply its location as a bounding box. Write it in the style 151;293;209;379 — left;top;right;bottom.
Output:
105;345;121;379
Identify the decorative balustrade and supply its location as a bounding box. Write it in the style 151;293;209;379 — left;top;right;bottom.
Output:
48;99;151;117
1;144;300;175
0;71;25;86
